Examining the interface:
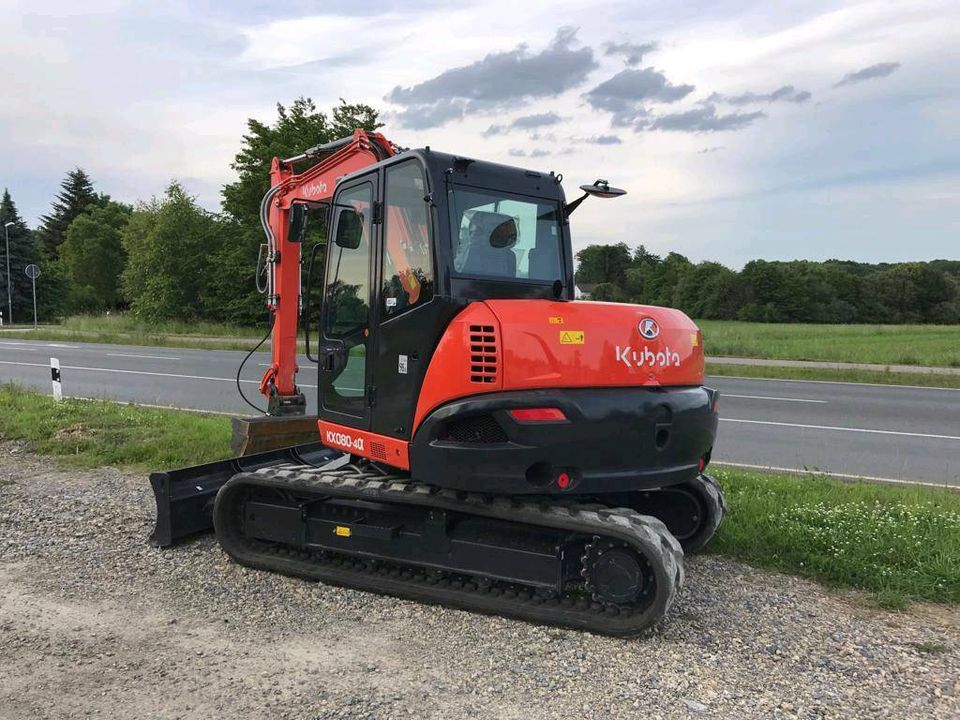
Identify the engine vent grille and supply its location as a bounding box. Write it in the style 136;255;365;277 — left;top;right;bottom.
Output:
468;324;498;384
440;415;508;444
369;441;387;461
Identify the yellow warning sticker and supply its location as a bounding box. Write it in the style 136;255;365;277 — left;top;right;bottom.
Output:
560;331;585;345
334;526;352;537
548;316;564;325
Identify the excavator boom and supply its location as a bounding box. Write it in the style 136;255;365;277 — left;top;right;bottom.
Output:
257;129;394;415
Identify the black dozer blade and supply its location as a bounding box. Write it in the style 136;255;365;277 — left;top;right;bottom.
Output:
149;442;342;547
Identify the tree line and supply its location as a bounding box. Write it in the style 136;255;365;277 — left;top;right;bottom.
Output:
575;244;960;324
0;98;380;326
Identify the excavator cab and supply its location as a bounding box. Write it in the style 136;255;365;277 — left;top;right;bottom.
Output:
310;149;717;499
315;151;574;451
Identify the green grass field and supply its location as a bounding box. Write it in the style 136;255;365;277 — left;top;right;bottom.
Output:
58;313;263;338
699;320;960;368
1;384;956;609
710;467;960;608
1;313;270;351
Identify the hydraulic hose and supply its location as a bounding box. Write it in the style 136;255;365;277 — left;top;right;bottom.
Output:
236;323;273;414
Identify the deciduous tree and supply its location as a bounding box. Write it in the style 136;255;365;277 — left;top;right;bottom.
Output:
60;201;131;311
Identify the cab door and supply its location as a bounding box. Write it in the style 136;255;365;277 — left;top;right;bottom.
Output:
318;174;378;429
369;159;450;440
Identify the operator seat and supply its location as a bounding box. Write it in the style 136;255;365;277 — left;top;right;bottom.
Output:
458;211;518;278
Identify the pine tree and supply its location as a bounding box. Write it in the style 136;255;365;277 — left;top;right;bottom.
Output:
36;168;98;257
0;189;40;325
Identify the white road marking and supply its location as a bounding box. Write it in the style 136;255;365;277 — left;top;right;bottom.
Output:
0;341;54;350
712;461;957;490
721;417;960;441
107;352;181;360
0;360;317;388
723;393;827;404
710;374;960;392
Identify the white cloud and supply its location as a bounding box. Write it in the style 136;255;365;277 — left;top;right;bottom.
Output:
0;0;956;268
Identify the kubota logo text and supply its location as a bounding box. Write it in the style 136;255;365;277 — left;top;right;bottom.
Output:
616;345;681;369
302;181;328;197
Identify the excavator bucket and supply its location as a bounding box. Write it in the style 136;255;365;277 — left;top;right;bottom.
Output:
230;415;323;456
149;442;340;547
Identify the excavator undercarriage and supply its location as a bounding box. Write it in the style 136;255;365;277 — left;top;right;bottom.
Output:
151;449;724;635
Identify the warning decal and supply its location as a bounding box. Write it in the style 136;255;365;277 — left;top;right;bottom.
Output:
559;331;585;345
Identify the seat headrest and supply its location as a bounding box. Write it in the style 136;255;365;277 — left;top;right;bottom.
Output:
468;211;518;249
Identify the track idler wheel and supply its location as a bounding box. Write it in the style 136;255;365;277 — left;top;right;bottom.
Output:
632;474;727;554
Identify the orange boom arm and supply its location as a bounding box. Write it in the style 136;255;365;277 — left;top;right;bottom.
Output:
257;129;395;414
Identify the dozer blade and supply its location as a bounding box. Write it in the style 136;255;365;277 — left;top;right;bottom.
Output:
149;442;342;547
231;415;323;456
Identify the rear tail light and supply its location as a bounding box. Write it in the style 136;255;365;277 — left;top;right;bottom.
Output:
508;407;567;423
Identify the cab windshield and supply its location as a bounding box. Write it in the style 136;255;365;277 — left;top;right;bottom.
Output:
448;186;563;282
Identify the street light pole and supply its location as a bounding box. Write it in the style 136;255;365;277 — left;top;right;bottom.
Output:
3;221;13;326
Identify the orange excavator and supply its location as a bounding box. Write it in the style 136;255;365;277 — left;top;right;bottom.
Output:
150;129;725;636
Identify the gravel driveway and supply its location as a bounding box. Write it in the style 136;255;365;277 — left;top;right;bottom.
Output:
0;445;957;719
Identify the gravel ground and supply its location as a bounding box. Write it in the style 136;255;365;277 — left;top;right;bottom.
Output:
0;444;957;720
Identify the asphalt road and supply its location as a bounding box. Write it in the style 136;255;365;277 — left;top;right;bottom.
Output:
1;338;958;487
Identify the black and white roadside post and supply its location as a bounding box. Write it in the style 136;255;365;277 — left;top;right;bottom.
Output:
50;358;62;401
24;263;40;329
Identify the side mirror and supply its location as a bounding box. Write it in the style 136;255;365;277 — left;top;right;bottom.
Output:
564;179;627;218
334;207;364;250
579;179;626;199
289;203;308;243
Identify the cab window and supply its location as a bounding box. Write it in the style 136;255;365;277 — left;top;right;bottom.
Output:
381;161;434;318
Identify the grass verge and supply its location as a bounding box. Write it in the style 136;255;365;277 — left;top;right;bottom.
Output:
1;385;956;609
1;313;271;351
706;362;960;389
698;320;960;368
59;314;262;338
710;467;960;608
0;384;231;470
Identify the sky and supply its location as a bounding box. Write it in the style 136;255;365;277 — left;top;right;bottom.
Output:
0;0;957;268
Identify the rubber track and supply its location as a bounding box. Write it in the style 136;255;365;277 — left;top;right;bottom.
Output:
214;464;685;637
682;474;727;554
